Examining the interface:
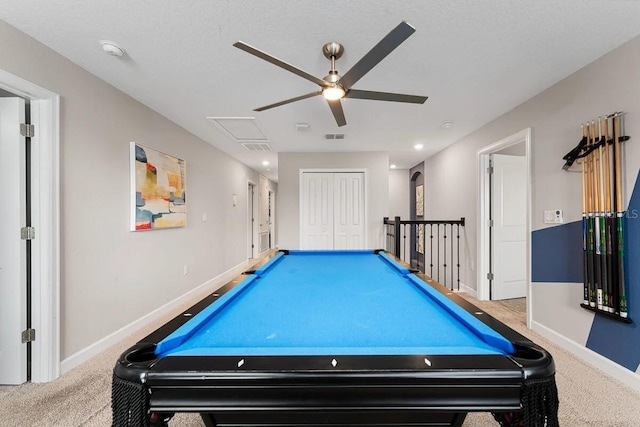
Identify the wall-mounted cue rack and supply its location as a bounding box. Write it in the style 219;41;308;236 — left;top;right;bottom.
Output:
563;112;632;324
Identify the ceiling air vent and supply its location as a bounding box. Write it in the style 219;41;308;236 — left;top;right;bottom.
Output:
324;133;345;140
241;142;272;151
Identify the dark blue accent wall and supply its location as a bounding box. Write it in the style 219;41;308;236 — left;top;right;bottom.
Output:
531;171;640;372
586;172;640;371
531;221;583;283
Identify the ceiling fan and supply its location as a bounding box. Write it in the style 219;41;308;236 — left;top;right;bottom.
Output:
233;21;428;127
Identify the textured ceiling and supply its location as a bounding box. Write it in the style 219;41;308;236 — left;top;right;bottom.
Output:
1;0;639;181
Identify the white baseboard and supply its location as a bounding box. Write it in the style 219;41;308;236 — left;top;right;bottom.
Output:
456;281;477;298
531;320;640;392
60;260;249;374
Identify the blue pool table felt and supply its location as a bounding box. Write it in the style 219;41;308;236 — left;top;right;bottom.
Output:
156;250;515;357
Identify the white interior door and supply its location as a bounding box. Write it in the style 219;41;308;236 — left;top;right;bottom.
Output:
258;175;270;253
333;172;365;249
300;172;365;250
301;173;334;249
268;190;276;249
0;97;27;384
247;182;256;258
491;154;527;300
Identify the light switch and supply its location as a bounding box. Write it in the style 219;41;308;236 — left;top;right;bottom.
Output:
554;209;563;223
544;210;563;224
543;210;555;224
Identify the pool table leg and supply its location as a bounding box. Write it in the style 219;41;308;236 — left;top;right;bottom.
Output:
450;412;467;427
201;413;217;427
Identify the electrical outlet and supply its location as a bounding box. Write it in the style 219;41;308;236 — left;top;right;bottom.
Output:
183;265;189;275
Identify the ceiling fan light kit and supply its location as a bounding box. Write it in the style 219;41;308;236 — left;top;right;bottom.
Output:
323;86;346;101
234;21;428;127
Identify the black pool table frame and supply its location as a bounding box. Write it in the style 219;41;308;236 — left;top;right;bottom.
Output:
112;250;558;427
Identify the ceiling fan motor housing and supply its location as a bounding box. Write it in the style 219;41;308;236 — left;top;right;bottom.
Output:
322;42;344;60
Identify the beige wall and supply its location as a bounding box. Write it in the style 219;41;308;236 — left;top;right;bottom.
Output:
277;152;389;250
420;34;640;382
388;169;410;220
423;34;640;292
0;20;276;360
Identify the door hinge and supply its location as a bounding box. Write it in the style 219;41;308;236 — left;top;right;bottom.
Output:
21;226;36;240
20;123;35;138
487;272;494;280
22;328;36;343
487;166;494;174
487;219;494;227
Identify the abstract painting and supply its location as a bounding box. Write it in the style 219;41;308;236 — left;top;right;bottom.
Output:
130;142;186;231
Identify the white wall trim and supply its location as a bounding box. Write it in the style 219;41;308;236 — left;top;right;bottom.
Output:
60;260;249;374
532;320;640;392
476;128;532;329
456;281;477;298
0;68;61;383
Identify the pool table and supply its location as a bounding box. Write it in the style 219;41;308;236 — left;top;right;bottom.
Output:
112;250;558;427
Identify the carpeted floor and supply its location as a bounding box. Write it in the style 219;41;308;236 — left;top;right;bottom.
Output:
1;294;639;426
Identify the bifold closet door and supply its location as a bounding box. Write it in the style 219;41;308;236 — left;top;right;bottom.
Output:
300;172;364;250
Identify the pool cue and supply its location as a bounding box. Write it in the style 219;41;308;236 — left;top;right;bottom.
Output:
597;117;610;312
613;114;628;318
603;117;615;313
581;124;590;305
586;121;597;307
591;120;604;309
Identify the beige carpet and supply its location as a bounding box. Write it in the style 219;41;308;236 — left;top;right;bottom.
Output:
1;294;639;426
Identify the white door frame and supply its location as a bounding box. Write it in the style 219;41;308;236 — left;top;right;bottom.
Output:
477;128;532;327
268;190;276;250
247;180;257;259
299;168;368;249
0;68;60;382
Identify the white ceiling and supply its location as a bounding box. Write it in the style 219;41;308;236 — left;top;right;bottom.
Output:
2;1;639;181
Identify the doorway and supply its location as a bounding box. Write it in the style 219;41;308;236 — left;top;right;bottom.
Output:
268;190;276;249
477;128;532;327
410;170;425;271
0;69;60;383
299;170;366;250
247;181;257;259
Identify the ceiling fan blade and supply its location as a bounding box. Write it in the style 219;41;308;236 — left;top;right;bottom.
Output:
254;91;322;111
338;21;416;90
234;41;329;88
345;89;427;104
327;99;347;127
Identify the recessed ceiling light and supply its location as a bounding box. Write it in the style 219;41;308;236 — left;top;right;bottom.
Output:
414;144;424;150
262;160;270;166
441;121;453;129
100;40;125;57
390;164;397;169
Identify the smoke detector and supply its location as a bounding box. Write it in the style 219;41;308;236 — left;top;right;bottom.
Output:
100;40;125;57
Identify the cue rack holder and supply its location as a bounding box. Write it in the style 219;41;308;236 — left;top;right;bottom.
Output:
562;112;632;323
